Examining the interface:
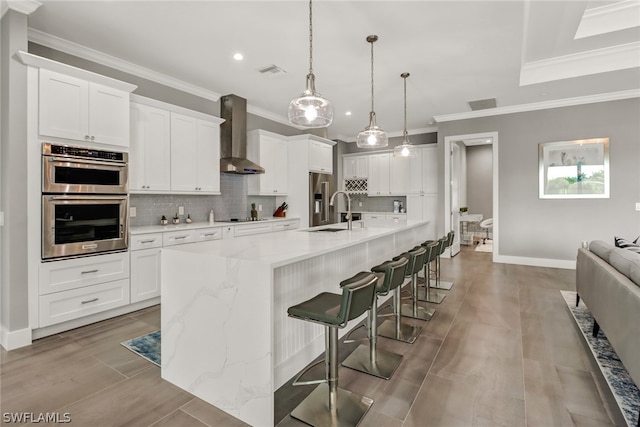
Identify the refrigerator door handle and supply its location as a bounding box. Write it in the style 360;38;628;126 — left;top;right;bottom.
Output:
321;181;329;224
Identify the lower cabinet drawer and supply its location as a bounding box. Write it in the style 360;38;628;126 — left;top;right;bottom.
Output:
194;227;223;242
234;223;274;237
39;278;130;327
163;230;198;246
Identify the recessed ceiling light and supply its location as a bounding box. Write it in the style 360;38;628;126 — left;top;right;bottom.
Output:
345;111;352;116
233;53;244;61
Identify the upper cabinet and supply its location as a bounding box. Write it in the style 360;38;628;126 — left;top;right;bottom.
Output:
130;103;171;192
39;69;131;147
367;153;391;196
170;113;221;194
289;134;335;174
343;155;368;180
248;130;289;195
408;145;438;194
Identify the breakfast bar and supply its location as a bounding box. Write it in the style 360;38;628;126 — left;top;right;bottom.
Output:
160;220;430;426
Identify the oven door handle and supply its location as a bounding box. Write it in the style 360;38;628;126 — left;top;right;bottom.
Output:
47;156;126;168
47;195;127;202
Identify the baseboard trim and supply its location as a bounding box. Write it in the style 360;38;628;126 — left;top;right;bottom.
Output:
1;326;33;351
494;254;576;270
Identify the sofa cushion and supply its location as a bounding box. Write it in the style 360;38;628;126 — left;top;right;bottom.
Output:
589;240;614;262
609;247;640;286
614;236;640;254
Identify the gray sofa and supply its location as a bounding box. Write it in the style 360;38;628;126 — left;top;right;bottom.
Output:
576;240;640;400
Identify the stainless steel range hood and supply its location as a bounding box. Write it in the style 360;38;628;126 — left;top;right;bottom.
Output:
220;94;265;174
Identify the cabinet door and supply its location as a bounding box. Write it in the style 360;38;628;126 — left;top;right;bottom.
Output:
390;155;410;194
196;119;221;193
422;193;438;240
406;194;424;222
368;153;390;196
422;146;438;194
355;156;369;178
39;69;89;141
309;141;333;174
343;157;356;179
273;138;289;194
130;104;171;191
130;248;161;303
407;153;423;194
170;113;198;192
88;82;130;147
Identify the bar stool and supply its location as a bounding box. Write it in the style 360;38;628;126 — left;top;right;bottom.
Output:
395;246;434;321
418;241;446;304
287;271;378;426
431;232;454;290
376;257;423;344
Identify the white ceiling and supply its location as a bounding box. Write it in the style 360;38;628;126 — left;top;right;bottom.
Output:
22;0;640;141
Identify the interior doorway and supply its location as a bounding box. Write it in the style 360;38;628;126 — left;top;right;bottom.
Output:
443;132;498;261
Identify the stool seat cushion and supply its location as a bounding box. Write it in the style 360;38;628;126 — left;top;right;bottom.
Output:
288;292;344;326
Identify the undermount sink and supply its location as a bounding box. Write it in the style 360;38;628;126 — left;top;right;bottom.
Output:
308;227;348;233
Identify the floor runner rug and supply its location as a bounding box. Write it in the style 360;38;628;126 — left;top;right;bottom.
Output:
474;241;492;252
561;290;639;426
121;330;161;367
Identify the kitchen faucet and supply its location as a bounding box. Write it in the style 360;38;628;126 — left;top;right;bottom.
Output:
329;191;353;230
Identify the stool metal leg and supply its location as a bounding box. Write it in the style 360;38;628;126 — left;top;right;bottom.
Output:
418;262;446;304
401;273;434;321
431;255;454;290
291;325;374;426
378;287;422;344
342;296;404;379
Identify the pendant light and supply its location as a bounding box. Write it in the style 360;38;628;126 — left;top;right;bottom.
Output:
356;35;388;148
393;73;417;158
288;0;333;128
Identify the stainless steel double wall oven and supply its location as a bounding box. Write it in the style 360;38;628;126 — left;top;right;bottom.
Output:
41;143;129;260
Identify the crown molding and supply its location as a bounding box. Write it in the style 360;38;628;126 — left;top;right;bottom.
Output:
575;0;640;39
28;28;222;102
434;89;640;123
520;41;640;86
1;0;41;19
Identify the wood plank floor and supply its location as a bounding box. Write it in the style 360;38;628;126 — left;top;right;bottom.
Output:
1;246;626;426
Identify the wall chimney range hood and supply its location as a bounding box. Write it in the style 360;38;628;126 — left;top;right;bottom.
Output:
220;94;265;174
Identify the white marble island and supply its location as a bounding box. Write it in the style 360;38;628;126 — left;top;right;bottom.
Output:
160;220;430;426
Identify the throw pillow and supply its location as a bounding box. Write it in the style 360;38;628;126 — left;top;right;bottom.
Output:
614;236;640;254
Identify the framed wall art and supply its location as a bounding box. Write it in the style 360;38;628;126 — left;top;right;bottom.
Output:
539;138;609;199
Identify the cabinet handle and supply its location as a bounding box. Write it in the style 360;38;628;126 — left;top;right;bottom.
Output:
174;236;188;240
90;136;95;141
204;232;218;237
81;298;99;304
81;269;99;274
85;135;90;140
140;239;156;244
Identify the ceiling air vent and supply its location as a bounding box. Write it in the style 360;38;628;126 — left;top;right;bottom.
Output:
258;64;287;77
468;98;497;111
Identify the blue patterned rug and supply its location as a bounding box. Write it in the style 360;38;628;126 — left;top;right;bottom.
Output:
121;330;161;367
561;291;639;426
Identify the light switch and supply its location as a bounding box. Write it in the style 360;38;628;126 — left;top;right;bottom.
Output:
130;207;137;217
178;206;184;215
636;203;640;211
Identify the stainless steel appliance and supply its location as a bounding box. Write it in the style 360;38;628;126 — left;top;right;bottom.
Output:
42;195;128;260
42;143;128;194
42;143;129;260
341;212;362;222
309;172;336;227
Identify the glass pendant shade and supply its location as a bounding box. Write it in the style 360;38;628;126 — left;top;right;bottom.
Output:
288;73;333;127
357;35;388;148
357;112;388;148
288;0;333;128
393;72;416;157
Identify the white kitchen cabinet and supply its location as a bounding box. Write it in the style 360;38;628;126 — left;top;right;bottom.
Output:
130;248;161;303
343;155;369;179
363;212;386;225
272;219;300;232
390;155;410;194
247;130;289;195
407;193;437;239
130;103;171;192
408;145;438;194
308;139;333;174
39;68;130;147
367;153;391;196
234;222;274;237
170;113;221;194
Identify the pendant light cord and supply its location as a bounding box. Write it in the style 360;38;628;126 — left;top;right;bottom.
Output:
308;0;313;74
403;75;408;138
370;40;375;113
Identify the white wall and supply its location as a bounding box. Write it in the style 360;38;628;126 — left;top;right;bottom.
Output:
466;144;493;220
438;98;640;264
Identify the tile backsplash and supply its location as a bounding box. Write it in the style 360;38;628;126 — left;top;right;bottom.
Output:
130;174;278;226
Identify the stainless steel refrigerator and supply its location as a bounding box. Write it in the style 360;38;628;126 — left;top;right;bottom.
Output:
309;172;336;227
